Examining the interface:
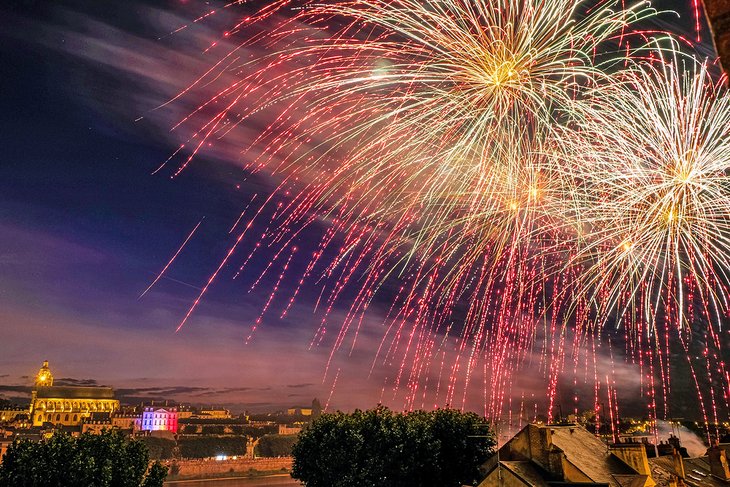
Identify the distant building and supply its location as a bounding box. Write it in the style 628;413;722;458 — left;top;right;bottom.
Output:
198;408;230;419
4;413;30;429
138;407;178;434
81;412;113;434
177;405;195;419
0;433;12;463
29;361;120;427
0;443;8;462
287;407;313;416
0;406;30;424
111;412;140;431
311;398;322;418
278;424;302;435
288;399;321;418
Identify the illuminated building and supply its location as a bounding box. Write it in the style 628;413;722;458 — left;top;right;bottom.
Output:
111;412;140;431
0;430;13;462
278;424;302;435
29;361;120;427
177;405;194;419
0;406;30;424
81;412;113;434
138;407;178;433
198;408;231;419
287;399;321;417
286;407;312;416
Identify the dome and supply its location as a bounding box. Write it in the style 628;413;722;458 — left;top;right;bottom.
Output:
35;360;54;387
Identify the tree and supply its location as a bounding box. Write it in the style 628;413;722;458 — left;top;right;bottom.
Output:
136;436;176;460
141;462;168;487
291;406;495;487
0;430;168;487
177;436;247;458
256;434;298;457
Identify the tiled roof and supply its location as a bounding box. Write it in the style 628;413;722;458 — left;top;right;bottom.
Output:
650;455;729;487
35;386;115;400
501;461;551;487
549;426;637;486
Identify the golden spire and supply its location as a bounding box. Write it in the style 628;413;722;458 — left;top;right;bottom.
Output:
35;360;53;387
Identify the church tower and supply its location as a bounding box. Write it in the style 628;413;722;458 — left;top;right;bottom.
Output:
28;359;118;427
35;360;53;387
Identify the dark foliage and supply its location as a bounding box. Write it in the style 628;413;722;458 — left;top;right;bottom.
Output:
177;436;247;458
201;425;226;435
136;436;176;460
291;406;495;487
0;430;167;487
256;434;298;457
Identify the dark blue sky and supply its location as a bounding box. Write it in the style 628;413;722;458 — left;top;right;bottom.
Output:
0;0;366;411
0;0;718;416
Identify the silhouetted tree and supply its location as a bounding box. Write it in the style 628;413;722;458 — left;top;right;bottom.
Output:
291;406;495;487
256;434;298;456
177;436;247;458
141;462;168;487
137;436;176;460
0;429;167;486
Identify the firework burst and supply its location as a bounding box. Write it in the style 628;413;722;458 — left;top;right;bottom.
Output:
569;55;730;334
562;53;730;427
149;0;730;425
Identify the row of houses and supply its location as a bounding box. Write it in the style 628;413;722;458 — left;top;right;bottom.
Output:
478;423;729;487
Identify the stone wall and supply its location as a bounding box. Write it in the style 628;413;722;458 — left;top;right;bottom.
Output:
166;456;293;479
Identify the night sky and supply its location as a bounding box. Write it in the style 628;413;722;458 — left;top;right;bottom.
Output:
0;0;719;415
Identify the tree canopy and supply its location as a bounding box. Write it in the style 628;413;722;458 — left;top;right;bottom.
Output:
177;436;247;459
0;430;168;487
256;434;298;457
291;406;495;487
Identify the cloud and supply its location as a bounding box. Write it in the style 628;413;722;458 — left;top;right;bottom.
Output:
55;378;99;387
0;299;401;412
0;385;32;395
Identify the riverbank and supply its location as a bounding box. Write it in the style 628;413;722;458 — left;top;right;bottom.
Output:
165;473;299;486
164;457;293;481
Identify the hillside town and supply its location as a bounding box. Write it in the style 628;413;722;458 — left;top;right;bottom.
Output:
0;361;321;479
4;360;730;487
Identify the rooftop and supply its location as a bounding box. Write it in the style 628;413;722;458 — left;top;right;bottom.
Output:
35;386;116;400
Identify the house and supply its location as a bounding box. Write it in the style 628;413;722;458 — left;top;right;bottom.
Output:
480;423;730;487
479;423;656;487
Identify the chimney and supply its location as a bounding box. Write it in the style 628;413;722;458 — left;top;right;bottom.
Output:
610;443;652;476
672;449;685;480
708;445;730;480
525;424;554;473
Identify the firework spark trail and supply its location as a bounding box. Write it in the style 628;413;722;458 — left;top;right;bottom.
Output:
140;218;204;298
557;49;730;423
153;0;730;420
246;246;296;343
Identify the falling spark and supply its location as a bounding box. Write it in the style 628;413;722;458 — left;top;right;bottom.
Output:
140;217;204;298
